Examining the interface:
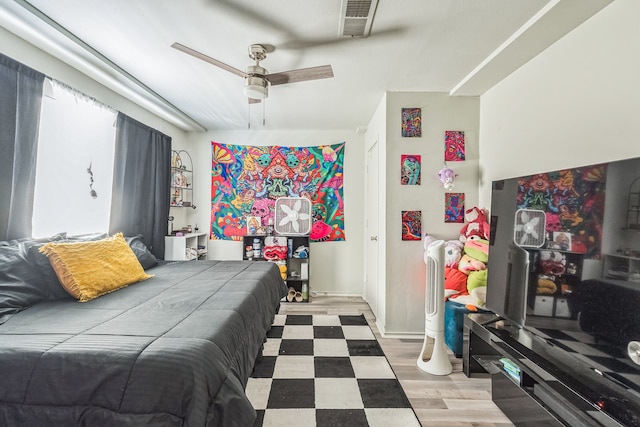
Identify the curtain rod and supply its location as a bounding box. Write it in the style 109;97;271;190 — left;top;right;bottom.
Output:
3;0;206;132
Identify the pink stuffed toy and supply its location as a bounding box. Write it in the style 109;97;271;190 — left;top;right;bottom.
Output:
459;207;490;243
437;167;457;191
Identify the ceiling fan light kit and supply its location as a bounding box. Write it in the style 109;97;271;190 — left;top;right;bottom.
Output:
244;65;269;100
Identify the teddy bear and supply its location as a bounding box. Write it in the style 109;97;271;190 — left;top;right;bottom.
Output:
459;207;490;243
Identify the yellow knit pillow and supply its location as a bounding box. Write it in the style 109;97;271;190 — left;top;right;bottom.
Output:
39;233;153;302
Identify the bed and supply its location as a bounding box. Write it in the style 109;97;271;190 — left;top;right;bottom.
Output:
0;234;287;426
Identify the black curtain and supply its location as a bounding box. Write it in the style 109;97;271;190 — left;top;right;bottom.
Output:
110;113;171;259
0;54;45;241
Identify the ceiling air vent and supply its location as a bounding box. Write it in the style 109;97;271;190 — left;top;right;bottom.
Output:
338;0;379;38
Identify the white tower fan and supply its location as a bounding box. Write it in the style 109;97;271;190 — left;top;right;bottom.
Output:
417;239;453;375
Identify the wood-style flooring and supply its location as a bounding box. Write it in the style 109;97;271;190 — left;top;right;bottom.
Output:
279;295;514;427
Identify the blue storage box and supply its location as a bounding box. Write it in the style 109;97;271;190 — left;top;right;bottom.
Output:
444;300;473;357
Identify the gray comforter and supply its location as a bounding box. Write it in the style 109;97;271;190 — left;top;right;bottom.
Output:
0;260;287;426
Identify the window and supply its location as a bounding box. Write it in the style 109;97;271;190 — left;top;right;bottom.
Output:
32;81;116;237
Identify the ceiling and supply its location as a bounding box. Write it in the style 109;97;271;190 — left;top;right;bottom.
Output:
0;0;612;132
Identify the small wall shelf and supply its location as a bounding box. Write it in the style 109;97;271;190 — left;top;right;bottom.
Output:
627;176;640;230
170;150;195;208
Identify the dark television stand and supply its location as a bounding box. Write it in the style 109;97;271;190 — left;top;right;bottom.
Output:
463;313;624;427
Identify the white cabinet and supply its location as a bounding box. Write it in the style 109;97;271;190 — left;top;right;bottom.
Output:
165;232;208;261
603;253;640;281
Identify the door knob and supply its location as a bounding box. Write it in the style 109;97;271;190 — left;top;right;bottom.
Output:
370;236;378;241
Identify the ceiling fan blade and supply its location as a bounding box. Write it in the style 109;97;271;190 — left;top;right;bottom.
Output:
268;65;334;86
171;42;246;78
212;0;296;41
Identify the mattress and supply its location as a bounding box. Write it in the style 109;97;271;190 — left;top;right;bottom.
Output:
0;260;287;426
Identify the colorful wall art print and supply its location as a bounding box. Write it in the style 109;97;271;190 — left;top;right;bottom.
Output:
445;131;465;161
401;210;422;241
210;141;346;242
401;107;421;137
516;163;607;258
400;154;421;185
445;193;465;223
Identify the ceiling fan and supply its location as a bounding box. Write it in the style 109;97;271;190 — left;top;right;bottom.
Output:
171;42;334;103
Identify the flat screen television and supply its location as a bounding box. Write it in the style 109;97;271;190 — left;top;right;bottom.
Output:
485;156;640;426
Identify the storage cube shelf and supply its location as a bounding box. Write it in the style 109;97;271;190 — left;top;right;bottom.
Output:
242;235;310;302
527;249;584;319
164;233;208;261
603;253;640;281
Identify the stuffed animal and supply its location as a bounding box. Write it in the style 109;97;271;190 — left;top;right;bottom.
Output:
444;266;468;298
467;269;488;294
423;234;438;251
450;283;487;311
293;245;309;259
423;235;463;268
458;254;486;275
444;240;464;267
463;239;489;263
459;207;490;243
437;167;457;191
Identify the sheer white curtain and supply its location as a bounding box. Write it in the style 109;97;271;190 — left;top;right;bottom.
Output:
32;80;116;238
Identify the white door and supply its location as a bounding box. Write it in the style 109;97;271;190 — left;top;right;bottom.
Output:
365;141;380;318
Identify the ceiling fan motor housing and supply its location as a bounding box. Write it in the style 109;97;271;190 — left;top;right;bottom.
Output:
244;65;269;99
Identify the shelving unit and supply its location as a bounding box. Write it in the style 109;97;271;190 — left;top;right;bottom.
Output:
603;253;640;281
242;234;310;302
526;248;584;319
164;232;208;261
170;150;194;208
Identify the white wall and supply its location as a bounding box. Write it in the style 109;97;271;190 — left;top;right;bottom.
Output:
382;92;479;334
186;130;366;296
479;0;640;207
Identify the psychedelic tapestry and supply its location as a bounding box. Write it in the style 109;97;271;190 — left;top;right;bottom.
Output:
516;164;607;259
211;141;346;242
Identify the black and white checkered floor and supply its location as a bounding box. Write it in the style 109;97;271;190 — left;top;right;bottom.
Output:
246;314;421;427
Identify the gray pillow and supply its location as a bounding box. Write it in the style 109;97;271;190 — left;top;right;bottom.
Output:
125;235;158;270
0;233;67;324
